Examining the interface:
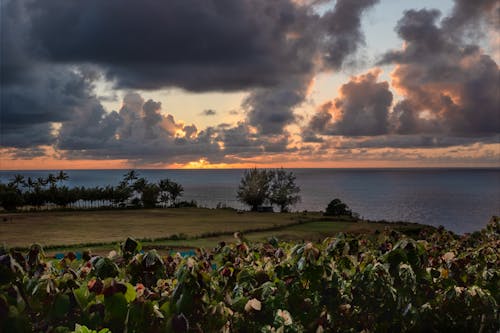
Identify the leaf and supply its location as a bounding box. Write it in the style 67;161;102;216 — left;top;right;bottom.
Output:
244;298;261;312
124;283;136;303
53;294;70;319
74;284;91;309
104;292;128;324
94;258;119;279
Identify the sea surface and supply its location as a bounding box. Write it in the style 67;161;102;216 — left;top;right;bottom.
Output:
1;168;499;234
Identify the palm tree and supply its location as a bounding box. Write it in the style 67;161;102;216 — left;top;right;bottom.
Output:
158;179;172;207
166;181;184;206
9;174;25;189
26;177;35;192
36;177;48;188
132;177;147;191
121;170;139;187
46;173;57;188
56;171;69;186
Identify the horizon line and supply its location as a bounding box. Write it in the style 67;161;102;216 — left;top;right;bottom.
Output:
1;166;499;171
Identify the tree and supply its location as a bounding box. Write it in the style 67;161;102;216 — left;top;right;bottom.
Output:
36;177;48;189
121;170;139;187
158;179;172;207
141;184;160;208
269;168;301;212
46;174;57;188
112;184;132;208
26;177;35;192
9;174;25;189
324;198;352;217
132;178;147;193
0;183;24;211
56;171;69;186
166;181;184;205
237;168;272;211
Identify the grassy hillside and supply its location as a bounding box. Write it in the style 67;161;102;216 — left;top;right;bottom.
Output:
0;208;429;254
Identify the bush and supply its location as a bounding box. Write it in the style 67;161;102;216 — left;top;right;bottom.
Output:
324;198;353;217
172;200;198;208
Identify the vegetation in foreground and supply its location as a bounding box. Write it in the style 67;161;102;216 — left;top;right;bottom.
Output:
1;218;497;332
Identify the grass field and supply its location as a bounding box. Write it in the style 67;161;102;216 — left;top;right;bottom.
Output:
0;208;312;248
0;208;431;255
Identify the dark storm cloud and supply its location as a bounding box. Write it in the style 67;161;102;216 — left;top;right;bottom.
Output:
241;0;379;135
442;0;499;37
24;0;378;138
0;1;105;149
2;0;380;154
26;0;378;92
245;78;310;135
320;134;500;150
320;0;379;69
57;93;223;163
56;92;296;163
379;5;499;137
304;0;499;150
26;0;311;91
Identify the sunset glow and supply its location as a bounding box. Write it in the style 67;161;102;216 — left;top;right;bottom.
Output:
1;0;498;169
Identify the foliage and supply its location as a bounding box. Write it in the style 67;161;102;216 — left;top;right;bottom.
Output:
0;183;24;211
172;200;198;208
237;168;272;211
237;168;301;212
0;218;498;332
269;168;301;213
0;171;185;211
324;198;353;217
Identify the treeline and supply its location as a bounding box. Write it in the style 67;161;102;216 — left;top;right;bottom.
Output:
0;171;186;211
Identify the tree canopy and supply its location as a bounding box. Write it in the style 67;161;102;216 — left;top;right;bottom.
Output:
237;168;301;212
324;198;352;217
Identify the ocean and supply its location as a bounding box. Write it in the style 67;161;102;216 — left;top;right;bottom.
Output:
1;168;499;234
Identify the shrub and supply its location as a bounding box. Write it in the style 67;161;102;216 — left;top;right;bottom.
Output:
324;198;353;217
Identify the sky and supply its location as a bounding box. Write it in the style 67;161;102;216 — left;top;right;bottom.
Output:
1;0;499;169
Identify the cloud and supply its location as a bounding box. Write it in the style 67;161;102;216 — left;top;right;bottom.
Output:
245;78;311;135
0;1;104;149
303;0;499;150
2;0;380;153
380;4;499;137
303;69;393;137
57;93;223;163
320;0;379;69
23;0;379;138
242;0;379;135
26;0;378;92
201;109;217;116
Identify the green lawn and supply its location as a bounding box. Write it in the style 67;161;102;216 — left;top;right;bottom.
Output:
0;208;430;255
0;208;306;248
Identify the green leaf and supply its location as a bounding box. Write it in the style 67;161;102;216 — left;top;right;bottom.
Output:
124;283;136;303
74;284;91;309
53;294;71;319
95;258;119;279
104;293;128;325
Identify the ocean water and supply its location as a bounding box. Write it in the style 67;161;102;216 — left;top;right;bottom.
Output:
1;168;499;234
